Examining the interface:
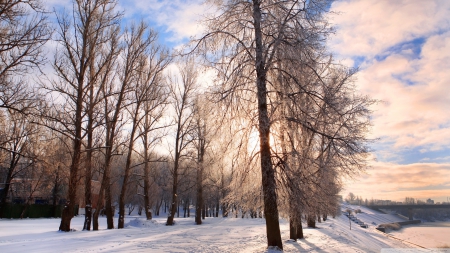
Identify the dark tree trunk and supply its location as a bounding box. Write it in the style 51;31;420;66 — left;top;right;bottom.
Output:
307;214;316;228
103;156;114;229
195;157;204;224
93;183;104;231
59;91;83;231
82;150;92;231
215;202;219;217
143;137;152;220
252;0;282;249
289;218;296;240
222;204;228;217
295;216;304;239
202;203;206;219
118;118;138;229
166;161;178;225
187;202;190;217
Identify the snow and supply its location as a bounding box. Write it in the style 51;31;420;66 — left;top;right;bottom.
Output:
0;205;440;252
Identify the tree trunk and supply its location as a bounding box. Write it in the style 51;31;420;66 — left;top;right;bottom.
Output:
252;0;282;249
289;218;296;240
118;119;138;229
187;202;190;217
143;121;152;220
93;182;105;231
307;214;316;228
59;103;82;231
195;163;203;224
222;204;228;217
215;202;219;217
295;216;304;239
166;160;178;225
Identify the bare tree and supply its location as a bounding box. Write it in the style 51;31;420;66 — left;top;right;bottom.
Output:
0;110;38;217
117;22;170;228
46;0;121;231
166;58;197;226
0;0;50;112
137;38;171;221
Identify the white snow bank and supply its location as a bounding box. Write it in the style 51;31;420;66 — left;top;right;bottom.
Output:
125;218;159;228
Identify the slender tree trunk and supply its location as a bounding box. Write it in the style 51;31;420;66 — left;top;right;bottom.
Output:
59;82;83;231
252;0;282;249
215;201;219;217
195;163;203;224
166;154;179;225
143;115;152;220
83;97;93;230
222;204;228;217
118;114;139;228
93;187;104;231
187;202;190;217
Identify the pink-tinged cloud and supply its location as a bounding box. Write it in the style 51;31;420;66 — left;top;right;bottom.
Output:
328;0;450;58
329;0;450;152
344;162;450;202
357;31;450;151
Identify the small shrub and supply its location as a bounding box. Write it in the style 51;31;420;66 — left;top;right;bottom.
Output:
379;223;401;232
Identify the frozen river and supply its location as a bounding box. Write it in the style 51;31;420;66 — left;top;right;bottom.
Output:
389;221;450;249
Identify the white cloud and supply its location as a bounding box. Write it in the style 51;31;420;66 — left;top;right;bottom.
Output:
357;31;450;151
119;0;216;43
328;0;450;58
328;0;450;152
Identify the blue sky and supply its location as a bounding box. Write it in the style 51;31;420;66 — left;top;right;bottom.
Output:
46;0;450;203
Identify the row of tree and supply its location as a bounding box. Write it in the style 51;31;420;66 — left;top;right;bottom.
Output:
0;0;373;250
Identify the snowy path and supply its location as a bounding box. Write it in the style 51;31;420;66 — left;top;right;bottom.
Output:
0;212;413;252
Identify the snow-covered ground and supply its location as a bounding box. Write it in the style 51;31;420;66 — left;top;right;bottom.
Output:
0;205;421;253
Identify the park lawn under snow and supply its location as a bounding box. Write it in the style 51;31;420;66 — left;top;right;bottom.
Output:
0;208;418;253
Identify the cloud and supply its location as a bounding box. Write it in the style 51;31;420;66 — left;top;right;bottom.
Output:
328;0;450;58
358;31;450;152
344;162;450;202
328;0;450;155
118;0;215;44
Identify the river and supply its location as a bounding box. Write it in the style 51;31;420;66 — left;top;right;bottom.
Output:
389;221;450;249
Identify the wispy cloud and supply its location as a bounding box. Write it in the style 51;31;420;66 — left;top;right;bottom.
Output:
344;162;450;202
330;0;450;201
118;0;214;44
330;0;450;153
